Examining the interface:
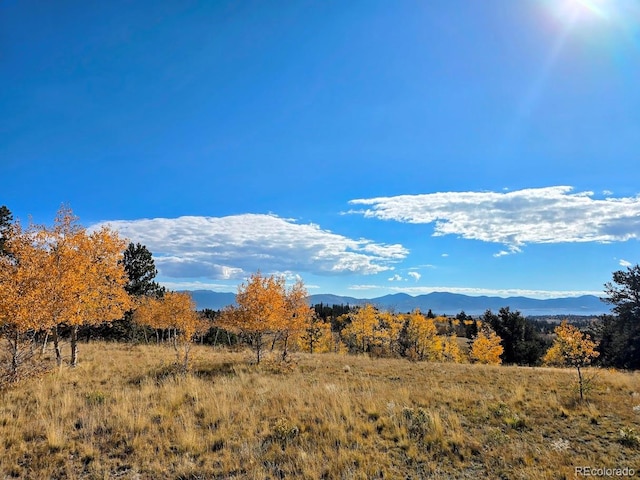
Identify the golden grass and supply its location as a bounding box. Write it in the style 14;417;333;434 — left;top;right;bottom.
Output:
0;342;639;479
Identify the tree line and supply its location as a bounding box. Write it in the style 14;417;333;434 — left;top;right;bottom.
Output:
1;204;638;387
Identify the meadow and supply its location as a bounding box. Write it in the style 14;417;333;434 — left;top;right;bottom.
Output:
1;342;639;479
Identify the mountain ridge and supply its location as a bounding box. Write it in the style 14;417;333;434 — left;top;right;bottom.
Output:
184;289;608;316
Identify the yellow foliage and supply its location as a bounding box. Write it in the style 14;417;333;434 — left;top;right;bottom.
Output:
543;320;599;368
442;335;465;363
218;272;312;362
134;292;198;340
299;317;333;353
543;320;600;400
342;304;378;353
220;272;286;336
133;291;198;368
0;206;132;367
404;310;443;361
470;325;503;365
0;221;50;333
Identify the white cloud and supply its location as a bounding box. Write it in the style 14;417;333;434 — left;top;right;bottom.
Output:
407;271;421;281
347;284;383;291
348;284;601;300
388;274;403;282
619;259;633;267
158;280;235;292
94;214;408;281
441;253;449;257
349;186;640;251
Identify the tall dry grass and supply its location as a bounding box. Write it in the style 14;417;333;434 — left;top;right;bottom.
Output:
0;342;638;479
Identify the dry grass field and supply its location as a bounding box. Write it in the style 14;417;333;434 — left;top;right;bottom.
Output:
1;342;639;479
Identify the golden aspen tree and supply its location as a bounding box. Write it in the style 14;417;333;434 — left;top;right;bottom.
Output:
163;291;198;369
470;324;504;365
299;314;332;353
543;320;599;401
279;278;312;360
342;303;378;353
70;226;131;367
38;207;85;365
133;291;198;368
442;335;465;363
133;295;166;342
376;311;404;357
219;272;286;363
39;206;131;367
0;222;50;377
405;309;443;361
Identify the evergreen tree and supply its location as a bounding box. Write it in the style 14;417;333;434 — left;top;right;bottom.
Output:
483;307;548;365
121;243;164;297
599;265;640;369
0;206;13;256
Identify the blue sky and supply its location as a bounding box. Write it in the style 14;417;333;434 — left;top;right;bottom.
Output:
2;0;639;299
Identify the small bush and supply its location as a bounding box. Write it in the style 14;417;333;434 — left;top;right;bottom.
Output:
271;418;299;445
618;427;640;448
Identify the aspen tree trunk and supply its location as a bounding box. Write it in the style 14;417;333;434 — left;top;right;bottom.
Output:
70;325;79;367
11;329;20;377
281;333;290;361
255;333;263;364
577;366;584;401
52;325;62;366
40;330;49;356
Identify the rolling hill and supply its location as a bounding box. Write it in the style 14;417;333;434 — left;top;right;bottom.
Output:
184;290;608;316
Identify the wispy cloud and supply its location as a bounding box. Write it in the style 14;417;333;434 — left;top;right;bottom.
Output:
619;259;633;267
388;274;403;282
348;284;602;299
94;214;408;280
349;186;640;252
407;271;421;281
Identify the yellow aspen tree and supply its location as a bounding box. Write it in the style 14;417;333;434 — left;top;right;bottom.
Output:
219;272;286;363
470;324;504;365
39;206;131;367
133;291;197;368
376;311;404;356
162;291;198;369
543;320;599;401
442;335;465;363
414;311;443;361
70;226;131;367
279;278;311;360
133;295;166;342
299;314;332;353
342;303;378;353
38;206;86;366
0;222;50;377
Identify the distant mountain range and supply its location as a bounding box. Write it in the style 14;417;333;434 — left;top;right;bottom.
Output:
185;290;609;316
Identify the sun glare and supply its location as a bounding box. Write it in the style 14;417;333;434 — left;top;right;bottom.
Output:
552;0;614;24
572;0;610;19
